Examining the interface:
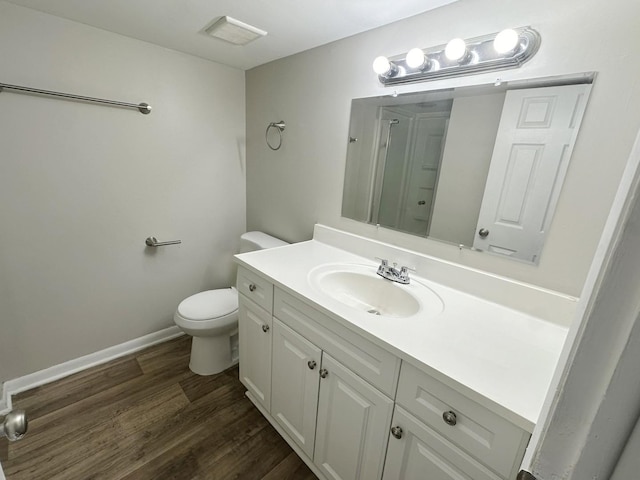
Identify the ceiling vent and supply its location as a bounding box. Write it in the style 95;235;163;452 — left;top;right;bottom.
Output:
203;16;267;46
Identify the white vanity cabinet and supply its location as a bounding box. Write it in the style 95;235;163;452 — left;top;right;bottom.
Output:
238;297;272;410
383;406;504;480
271;318;394;480
236;265;530;480
383;363;530;480
271;289;395;480
237;267;274;410
271;318;321;458
313;352;394;480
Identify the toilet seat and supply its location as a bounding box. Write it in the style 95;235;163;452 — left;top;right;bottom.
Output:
177;287;238;320
174;287;238;337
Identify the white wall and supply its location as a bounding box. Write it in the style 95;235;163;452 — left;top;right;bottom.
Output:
526;127;640;479
429;92;504;246
246;0;640;297
611;412;640;479
341;102;379;223
0;2;246;384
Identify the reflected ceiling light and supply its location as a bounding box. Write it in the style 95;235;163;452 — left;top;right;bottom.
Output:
494;28;520;53
444;38;468;62
405;48;427;69
373;27;540;86
372;56;398;77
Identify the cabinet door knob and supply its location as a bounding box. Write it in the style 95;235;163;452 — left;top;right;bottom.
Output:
391;426;403;439
478;228;490;239
319;368;329;379
261;324;270;333
249;283;257;292
307;360;317;370
442;410;457;426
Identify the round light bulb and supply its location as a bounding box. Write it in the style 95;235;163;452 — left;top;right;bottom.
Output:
445;38;467;61
372;56;392;75
494;29;519;54
405;48;426;69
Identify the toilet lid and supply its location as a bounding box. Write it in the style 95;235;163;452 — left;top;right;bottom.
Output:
177;288;238;321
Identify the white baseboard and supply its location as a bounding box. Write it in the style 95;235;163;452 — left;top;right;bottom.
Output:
0;326;183;414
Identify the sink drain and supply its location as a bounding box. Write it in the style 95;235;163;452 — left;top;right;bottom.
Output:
367;309;381;315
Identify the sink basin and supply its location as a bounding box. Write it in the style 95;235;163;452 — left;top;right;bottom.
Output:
308;263;443;318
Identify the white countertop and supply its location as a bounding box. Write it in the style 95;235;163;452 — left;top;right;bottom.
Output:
235;239;569;432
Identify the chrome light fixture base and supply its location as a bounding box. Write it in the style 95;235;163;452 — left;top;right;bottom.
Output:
376;27;541;86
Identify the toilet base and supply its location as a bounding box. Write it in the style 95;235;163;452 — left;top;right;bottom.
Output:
189;333;236;376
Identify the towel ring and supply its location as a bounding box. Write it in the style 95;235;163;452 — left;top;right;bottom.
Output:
266;121;286;150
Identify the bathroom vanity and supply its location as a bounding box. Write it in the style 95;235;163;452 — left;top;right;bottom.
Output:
234;225;574;480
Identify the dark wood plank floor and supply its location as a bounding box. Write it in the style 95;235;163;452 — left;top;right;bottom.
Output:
2;336;317;480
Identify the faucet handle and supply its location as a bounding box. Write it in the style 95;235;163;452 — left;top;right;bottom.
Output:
397;265;415;284
375;257;389;276
396;267;415;285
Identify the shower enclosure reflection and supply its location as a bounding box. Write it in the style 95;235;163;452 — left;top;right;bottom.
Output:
373;102;451;236
341;75;593;263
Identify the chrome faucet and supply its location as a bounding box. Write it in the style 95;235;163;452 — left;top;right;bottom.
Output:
376;258;411;284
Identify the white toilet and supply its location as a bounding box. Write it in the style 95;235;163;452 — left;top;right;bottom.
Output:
174;231;288;375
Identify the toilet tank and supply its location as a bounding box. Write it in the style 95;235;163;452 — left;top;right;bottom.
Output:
240;231;288;253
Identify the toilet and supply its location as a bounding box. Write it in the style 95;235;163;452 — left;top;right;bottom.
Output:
174;231;288;375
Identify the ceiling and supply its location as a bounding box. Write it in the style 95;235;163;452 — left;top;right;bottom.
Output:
5;0;457;70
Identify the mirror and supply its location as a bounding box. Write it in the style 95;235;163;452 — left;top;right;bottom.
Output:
342;75;593;263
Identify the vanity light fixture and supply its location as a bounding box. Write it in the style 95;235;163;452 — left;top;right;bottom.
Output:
372;56;398;76
493;28;520;54
444;38;468;62
374;26;540;86
405;48;428;69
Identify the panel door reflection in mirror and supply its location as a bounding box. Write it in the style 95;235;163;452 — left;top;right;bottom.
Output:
341;76;592;264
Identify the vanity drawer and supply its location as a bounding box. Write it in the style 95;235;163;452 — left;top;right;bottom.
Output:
384;406;502;480
237;266;274;313
396;362;529;479
274;288;400;397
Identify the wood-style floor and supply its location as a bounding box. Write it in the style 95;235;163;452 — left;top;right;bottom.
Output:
1;336;317;480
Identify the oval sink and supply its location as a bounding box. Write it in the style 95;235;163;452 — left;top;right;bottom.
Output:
308;263;443;318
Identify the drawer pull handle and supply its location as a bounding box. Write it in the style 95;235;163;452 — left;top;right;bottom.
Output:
261;324;270;333
319;368;329;379
307;360;317;370
442;410;457;426
391;426;403;439
249;283;257;292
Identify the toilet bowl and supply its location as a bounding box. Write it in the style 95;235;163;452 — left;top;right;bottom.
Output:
174;232;288;375
174;287;239;376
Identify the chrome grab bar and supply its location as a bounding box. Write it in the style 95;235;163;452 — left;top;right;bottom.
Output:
145;236;181;247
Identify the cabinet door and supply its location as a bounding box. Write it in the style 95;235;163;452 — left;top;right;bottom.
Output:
238;296;272;410
383;407;502;480
396;362;528;478
314;354;394;480
271;319;322;458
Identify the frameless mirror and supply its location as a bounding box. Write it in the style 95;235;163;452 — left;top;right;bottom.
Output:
342;74;593;263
